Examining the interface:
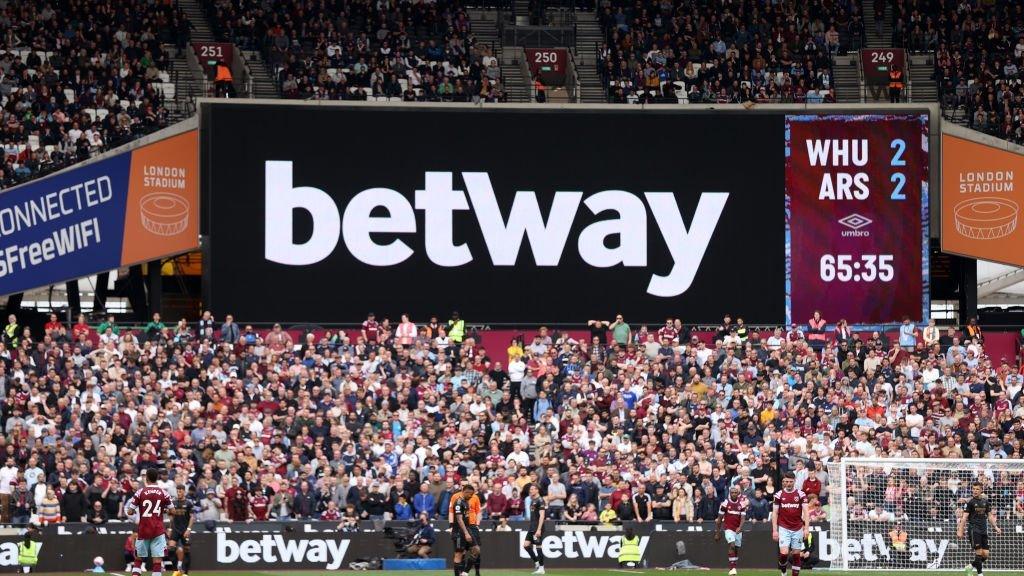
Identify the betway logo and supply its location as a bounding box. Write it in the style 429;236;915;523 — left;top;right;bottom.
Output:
0;543;17;566
216;532;349;570
265;162;729;297
817;530;949;569
518;532;649;559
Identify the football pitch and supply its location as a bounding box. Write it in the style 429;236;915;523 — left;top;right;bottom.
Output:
65;571;1024;576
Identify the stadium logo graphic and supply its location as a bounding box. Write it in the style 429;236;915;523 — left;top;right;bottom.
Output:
516;532;649;559
816;530;949;569
953;197;1019;240
263;161;730;298
215;533;349;569
140;193;190;236
838;213;872;237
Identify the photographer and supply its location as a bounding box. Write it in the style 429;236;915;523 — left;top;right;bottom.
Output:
406;513;436;559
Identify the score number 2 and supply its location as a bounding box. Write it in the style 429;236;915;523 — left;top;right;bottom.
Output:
890;138;906;200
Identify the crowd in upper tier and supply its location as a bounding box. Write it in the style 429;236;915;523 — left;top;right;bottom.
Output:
0;0;191;189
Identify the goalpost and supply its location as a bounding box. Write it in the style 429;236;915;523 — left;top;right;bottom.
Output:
825;458;1024;571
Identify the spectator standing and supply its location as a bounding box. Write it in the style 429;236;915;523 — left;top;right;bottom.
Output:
899;317;918;351
11;480;32;525
87;501;109;525
0;458;18;521
413;483;436;518
2;315;18;347
397;314;417;346
922;319;940;347
144;313;166;340
293;482;318;519
610;314;631;346
198;310;216;336
807;311;827;352
220;315;240;343
448;311;465;344
61;482;88;522
545;470;567;519
966;317;984;343
37;487;60;524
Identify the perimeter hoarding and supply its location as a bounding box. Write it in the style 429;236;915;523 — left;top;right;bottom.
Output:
941;132;1024;267
201;103;929;325
0;129;199;296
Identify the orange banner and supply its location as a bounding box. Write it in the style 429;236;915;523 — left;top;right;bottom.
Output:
941;133;1024;266
122;130;199;265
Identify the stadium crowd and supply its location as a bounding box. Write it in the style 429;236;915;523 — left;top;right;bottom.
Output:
594;0;850;103
925;0;1024;142
0;308;1021;526
0;0;191;189
202;0;508;102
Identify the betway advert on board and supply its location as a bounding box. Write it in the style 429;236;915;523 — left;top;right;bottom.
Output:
0;129;199;295
201;103;788;324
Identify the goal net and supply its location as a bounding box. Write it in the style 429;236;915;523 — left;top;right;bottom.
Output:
825;458;1024;571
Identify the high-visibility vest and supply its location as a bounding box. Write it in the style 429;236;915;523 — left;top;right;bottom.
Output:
448;319;465;342
889;70;904;89
890;530;907;551
619;535;641;563
3;323;18;346
215;64;233;83
18;541;40;566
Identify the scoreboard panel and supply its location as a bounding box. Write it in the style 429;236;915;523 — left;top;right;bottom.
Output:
785;114;930;325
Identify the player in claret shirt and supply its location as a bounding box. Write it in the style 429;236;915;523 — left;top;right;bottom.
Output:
715;485;748;576
124;469;173;576
772;473;809;576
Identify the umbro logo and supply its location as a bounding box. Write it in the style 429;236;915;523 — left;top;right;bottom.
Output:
838;213;872;237
838;213;873;230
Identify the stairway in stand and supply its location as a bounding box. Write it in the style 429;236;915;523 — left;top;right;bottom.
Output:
833;55;862;103
863;0;894;49
573;11;606;103
907;55;938;106
178;0;216;42
242;50;282;99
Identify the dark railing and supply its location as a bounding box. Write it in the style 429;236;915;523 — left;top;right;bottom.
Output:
502;25;575;48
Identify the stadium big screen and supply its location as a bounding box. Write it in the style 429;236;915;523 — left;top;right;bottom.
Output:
786;114;930;325
201;103;929;325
